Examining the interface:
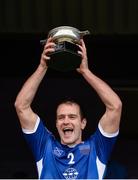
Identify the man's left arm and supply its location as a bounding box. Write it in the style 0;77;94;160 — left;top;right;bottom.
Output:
77;39;122;134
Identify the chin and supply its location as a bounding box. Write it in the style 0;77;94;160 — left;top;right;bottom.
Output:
61;139;75;146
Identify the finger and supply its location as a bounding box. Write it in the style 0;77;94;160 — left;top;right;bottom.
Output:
80;39;86;50
78;50;82;56
78;45;86;56
80;39;84;45
78;51;86;60
43;48;55;56
76;68;81;73
41;54;51;60
47;37;53;43
78;44;83;51
44;42;56;49
78;49;87;60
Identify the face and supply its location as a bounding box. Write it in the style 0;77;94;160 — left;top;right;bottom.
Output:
56;103;86;146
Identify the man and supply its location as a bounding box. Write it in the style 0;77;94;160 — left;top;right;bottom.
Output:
14;37;122;179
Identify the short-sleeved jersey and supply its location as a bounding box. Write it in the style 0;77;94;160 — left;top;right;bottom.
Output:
23;117;119;179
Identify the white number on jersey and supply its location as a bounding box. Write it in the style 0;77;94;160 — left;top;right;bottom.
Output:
67;153;75;164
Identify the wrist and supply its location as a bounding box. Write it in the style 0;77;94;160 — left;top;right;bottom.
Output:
81;68;93;77
79;68;90;75
38;63;48;72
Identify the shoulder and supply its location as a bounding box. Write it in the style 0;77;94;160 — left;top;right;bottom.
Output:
22;116;53;138
98;122;119;138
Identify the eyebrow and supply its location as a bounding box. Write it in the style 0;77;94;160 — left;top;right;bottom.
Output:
57;114;78;118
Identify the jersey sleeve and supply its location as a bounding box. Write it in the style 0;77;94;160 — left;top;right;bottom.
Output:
22;116;52;162
91;122;119;165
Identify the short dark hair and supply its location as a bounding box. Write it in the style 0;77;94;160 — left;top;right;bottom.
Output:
56;98;85;119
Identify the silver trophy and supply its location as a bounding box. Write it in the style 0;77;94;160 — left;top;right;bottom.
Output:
40;26;90;72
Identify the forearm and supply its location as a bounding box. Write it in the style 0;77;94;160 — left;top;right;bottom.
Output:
82;69;122;110
15;64;47;110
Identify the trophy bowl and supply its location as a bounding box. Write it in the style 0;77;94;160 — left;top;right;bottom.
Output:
48;26;90;44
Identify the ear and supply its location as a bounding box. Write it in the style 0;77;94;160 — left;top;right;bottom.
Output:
81;118;87;130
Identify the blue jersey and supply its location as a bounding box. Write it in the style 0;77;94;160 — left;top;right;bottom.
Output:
23;117;118;179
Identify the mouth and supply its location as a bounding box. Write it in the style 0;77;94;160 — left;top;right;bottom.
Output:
63;127;74;136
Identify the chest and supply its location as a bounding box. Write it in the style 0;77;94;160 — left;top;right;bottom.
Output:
54;144;91;164
41;141;98;179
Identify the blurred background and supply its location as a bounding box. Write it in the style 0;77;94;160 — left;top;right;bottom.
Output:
0;0;138;178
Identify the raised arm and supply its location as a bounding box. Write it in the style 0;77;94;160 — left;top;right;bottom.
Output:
77;39;122;134
14;38;55;130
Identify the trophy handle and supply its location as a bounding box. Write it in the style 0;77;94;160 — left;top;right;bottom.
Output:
40;39;47;45
79;30;90;38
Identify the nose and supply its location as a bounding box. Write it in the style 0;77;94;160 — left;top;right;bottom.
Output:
63;116;69;124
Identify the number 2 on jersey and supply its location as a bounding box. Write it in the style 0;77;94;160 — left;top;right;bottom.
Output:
67;153;75;164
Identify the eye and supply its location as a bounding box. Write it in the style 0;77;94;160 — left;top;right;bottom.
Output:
57;115;65;121
69;115;77;119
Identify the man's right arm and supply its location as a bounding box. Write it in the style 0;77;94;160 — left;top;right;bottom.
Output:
14;37;55;130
